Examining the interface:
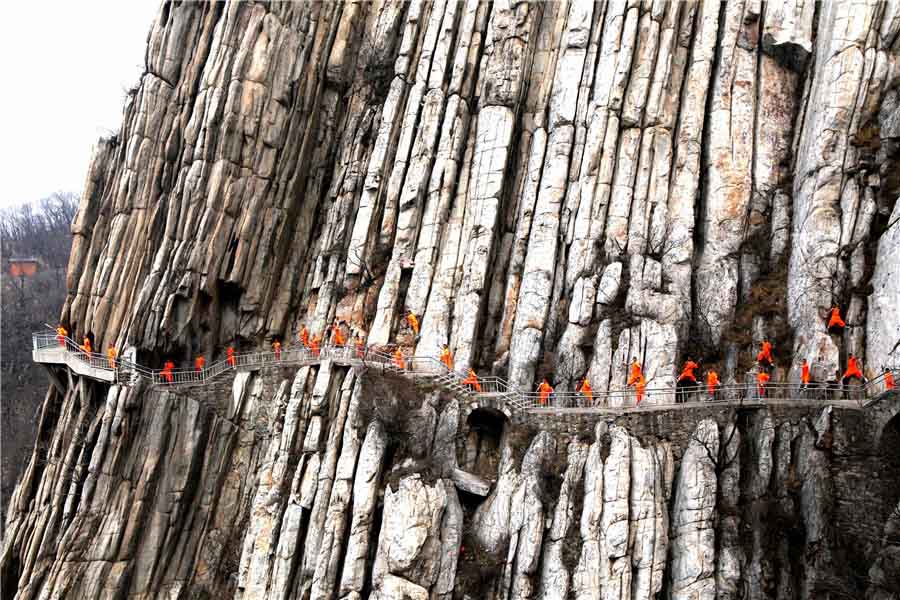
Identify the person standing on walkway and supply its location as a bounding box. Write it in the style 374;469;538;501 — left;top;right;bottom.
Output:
332;322;346;346
634;373;646;406
355;335;365;359
392;347;405;369
538;379;553;406
161;360;174;383
195;355;206;372
273;339;282;360
106;345;117;368
706;370;720;400
56;325;68;346
299;325;309;348
842;353;866;384
310;335;320;358
462;369;481;392
578;378;593;406
677;358;699;403
756;370;770;400
884;367;895;392
81;336;92;355
227;347;236;368
800;358;810;393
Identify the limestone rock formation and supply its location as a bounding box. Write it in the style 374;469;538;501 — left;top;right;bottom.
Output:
3;1;900;599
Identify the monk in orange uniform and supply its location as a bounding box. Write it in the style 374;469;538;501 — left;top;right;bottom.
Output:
756;340;774;366
161;360;174;383
407;312;420;336
273;339;282;360
299;325;309;348
82;336;92;355
706;370;720;400
800;359;810;389
462;369;481;392
757;371;770;399
195;355;206;372
677;358;699;403
310;335;321;358
827;307;845;333
106;345;117;368
538;379;553;406
842;354;865;384
884;368;895;391
56;325;67;346
578;378;593;405
393;347;406;369
227;347;236;368
440;345;454;370
634;373;646;406
332;322;346;346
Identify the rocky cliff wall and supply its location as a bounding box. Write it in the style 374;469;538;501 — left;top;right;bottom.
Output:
3;363;899;599
3;1;900;599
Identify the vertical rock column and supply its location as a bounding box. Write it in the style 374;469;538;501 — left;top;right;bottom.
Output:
669;419;719;600
451;1;544;373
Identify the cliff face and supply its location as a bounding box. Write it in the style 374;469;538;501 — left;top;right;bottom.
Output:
3;1;900;599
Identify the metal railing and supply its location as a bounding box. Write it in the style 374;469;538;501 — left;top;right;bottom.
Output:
33;332;897;413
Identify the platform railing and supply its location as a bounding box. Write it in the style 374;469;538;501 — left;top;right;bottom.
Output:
33;331;896;412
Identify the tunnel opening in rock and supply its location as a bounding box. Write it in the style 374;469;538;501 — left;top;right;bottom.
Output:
879;413;900;510
463;408;506;480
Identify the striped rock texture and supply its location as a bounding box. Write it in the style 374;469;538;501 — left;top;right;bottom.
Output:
2;1;899;599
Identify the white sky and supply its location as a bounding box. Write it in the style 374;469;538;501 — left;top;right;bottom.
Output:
0;1;160;207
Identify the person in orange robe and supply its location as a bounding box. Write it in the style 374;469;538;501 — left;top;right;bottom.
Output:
462;369;481;392
635;373;646;406
56;325;68;346
273;339;282;360
161;360;175;383
578;378;593;405
107;345;117;368
195;355;206;372
393;347;406;369
332;322;346;346
538;379;554;406
757;371;770;399
678;359;699;384
677;358;699;402
627;358;643;386
800;358;810;389
884;368;895;391
310;335;321;357
706;370;720;399
299;325;310;348
756;340;774;366
842;354;865;384
440;345;454;370
407;312;420;336
82;336;92;354
227;346;236;368
827;307;845;332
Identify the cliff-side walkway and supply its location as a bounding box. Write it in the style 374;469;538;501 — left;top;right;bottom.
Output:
32;332;896;417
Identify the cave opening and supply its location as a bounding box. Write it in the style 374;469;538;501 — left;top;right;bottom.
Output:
463;408;507;482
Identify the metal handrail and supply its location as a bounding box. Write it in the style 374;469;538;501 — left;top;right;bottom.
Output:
33;331;896;413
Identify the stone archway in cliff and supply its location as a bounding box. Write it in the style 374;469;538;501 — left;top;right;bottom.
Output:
878;412;900;510
462;407;507;485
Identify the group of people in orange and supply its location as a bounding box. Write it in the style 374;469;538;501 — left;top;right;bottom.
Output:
55;305;895;399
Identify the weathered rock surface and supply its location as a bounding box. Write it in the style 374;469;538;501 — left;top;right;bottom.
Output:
4;1;900;599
